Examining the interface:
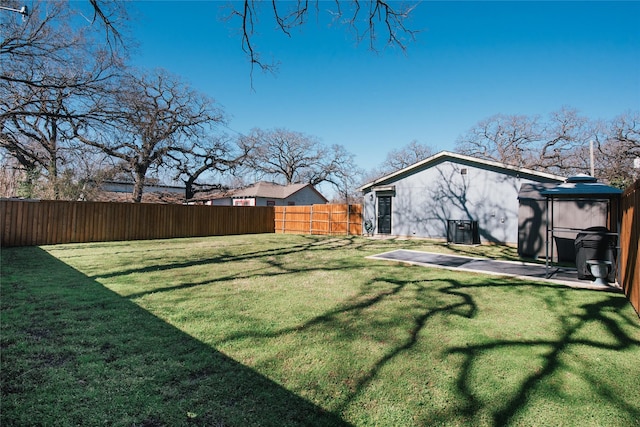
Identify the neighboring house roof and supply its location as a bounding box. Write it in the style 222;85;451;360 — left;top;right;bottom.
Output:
100;180;185;194
92;180;186;203
201;181;328;203
92;191;185;204
233;182;307;199
359;151;566;192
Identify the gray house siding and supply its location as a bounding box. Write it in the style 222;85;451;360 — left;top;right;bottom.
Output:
281;187;328;206
518;183;610;260
361;152;565;244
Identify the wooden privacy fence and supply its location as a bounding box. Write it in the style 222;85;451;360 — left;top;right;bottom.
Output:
1;199;275;246
620;180;639;317
1;200;363;246
274;204;362;236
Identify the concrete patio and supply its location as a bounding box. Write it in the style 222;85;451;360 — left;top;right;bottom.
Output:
368;249;623;292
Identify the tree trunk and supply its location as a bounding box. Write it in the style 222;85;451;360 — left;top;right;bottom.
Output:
132;167;147;203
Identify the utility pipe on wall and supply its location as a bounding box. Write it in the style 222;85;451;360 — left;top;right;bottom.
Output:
590;140;595;177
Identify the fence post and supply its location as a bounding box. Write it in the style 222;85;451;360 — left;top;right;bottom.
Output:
310;205;313;234
282;206;286;233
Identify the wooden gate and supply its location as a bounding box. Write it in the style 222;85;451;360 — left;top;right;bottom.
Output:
274;204;362;236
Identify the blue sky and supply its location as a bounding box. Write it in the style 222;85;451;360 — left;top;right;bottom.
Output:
127;1;640;175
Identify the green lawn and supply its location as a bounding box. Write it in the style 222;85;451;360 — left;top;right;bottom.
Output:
2;234;639;426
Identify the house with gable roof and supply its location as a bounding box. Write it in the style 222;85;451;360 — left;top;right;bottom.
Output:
196;181;328;206
359;151;565;244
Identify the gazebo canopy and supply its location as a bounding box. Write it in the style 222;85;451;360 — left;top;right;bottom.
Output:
540;175;622;279
541;174;622;198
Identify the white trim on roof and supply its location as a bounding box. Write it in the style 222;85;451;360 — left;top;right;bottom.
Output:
359;151;566;192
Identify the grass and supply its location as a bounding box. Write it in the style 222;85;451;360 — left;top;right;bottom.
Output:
2;234;639;426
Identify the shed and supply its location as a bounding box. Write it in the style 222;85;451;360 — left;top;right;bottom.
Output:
539;175;623;279
518;181;612;261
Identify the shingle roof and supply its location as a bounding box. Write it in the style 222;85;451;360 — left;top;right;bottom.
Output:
232;182;310;199
92;191;185;204
359;151;566;192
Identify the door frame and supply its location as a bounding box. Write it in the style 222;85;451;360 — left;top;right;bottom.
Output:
377;195;392;234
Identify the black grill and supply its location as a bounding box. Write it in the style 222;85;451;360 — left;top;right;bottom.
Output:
574;226;617;281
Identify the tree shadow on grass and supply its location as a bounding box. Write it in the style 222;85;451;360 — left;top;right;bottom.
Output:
88;235;353;280
208;258;640;424
97;235;372;300
210;268;480;413
443;285;640;426
0;246;351;427
14;236;640;425
344;274;639;424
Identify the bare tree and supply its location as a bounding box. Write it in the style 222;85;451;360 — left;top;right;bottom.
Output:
242;128;326;184
1;85;70;198
593;111;640;188
1;69;122;199
241;127;359;195
455;108;640;186
455;109;594;173
0;0;127;198
81;0;417;75
166;134;254;200
73;69;226;202
362;140;433;185
0;0;127;91
323;144;364;204
86;0;128;47
455;113;540;168
384;140;433;171
528;107;591;175
0;151;39;198
222;1;418;74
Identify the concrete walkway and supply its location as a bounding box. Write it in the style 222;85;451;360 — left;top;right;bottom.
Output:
367;249;623;292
